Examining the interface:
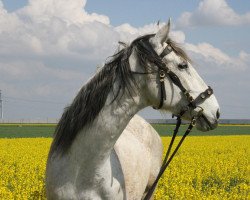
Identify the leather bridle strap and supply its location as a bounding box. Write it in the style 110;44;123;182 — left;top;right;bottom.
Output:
189;86;213;108
153;58;213;111
143;117;196;200
153;70;167;109
154;45;192;109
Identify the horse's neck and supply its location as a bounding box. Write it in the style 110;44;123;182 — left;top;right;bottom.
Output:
70;90;145;170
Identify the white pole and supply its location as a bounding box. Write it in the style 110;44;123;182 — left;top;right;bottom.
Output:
0;90;3;119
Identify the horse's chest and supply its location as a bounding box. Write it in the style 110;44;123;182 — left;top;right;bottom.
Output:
76;150;126;200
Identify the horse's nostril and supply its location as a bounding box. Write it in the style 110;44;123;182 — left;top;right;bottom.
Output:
216;109;220;119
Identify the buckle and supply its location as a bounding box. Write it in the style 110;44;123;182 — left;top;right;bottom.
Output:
159;70;165;78
159;70;165;82
201;93;206;99
191;118;196;126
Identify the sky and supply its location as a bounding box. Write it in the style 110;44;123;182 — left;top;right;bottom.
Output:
0;0;250;120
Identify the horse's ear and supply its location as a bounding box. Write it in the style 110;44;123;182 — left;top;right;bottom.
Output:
154;18;171;45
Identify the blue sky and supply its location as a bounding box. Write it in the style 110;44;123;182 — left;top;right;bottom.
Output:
0;0;250;120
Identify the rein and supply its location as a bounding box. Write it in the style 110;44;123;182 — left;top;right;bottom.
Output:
143;117;195;200
143;41;213;200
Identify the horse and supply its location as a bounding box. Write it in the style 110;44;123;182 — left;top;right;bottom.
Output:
46;19;220;200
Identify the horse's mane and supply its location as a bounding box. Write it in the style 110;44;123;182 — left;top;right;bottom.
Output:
51;34;190;155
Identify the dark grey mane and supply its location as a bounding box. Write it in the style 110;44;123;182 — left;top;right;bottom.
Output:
51;34;191;155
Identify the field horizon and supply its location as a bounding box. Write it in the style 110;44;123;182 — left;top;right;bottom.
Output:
0;123;249;138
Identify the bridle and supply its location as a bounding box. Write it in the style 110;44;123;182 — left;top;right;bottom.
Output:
153;44;213;114
143;42;214;200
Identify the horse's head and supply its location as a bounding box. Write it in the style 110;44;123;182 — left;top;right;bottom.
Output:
133;20;220;131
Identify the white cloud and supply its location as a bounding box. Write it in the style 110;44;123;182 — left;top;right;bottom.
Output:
185;42;250;71
0;60;85;82
115;22;186;44
17;0;109;25
186;43;232;66
0;59;87;106
177;0;250;27
0;2;21;33
0;0;116;60
239;50;250;62
0;0;124;112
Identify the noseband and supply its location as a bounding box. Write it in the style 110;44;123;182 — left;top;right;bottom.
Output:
143;43;213;200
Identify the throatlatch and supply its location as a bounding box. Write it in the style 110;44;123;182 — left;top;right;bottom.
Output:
153;70;167;109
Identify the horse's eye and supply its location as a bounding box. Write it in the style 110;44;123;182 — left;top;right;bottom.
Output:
178;62;188;70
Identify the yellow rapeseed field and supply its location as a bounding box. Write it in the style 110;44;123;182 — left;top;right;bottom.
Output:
0;136;249;200
155;136;249;200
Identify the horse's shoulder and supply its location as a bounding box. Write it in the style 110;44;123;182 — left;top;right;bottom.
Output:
123;114;162;149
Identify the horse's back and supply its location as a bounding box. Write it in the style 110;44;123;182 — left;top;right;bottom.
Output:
115;115;163;199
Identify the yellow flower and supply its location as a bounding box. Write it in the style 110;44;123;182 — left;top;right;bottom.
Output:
0;136;249;199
